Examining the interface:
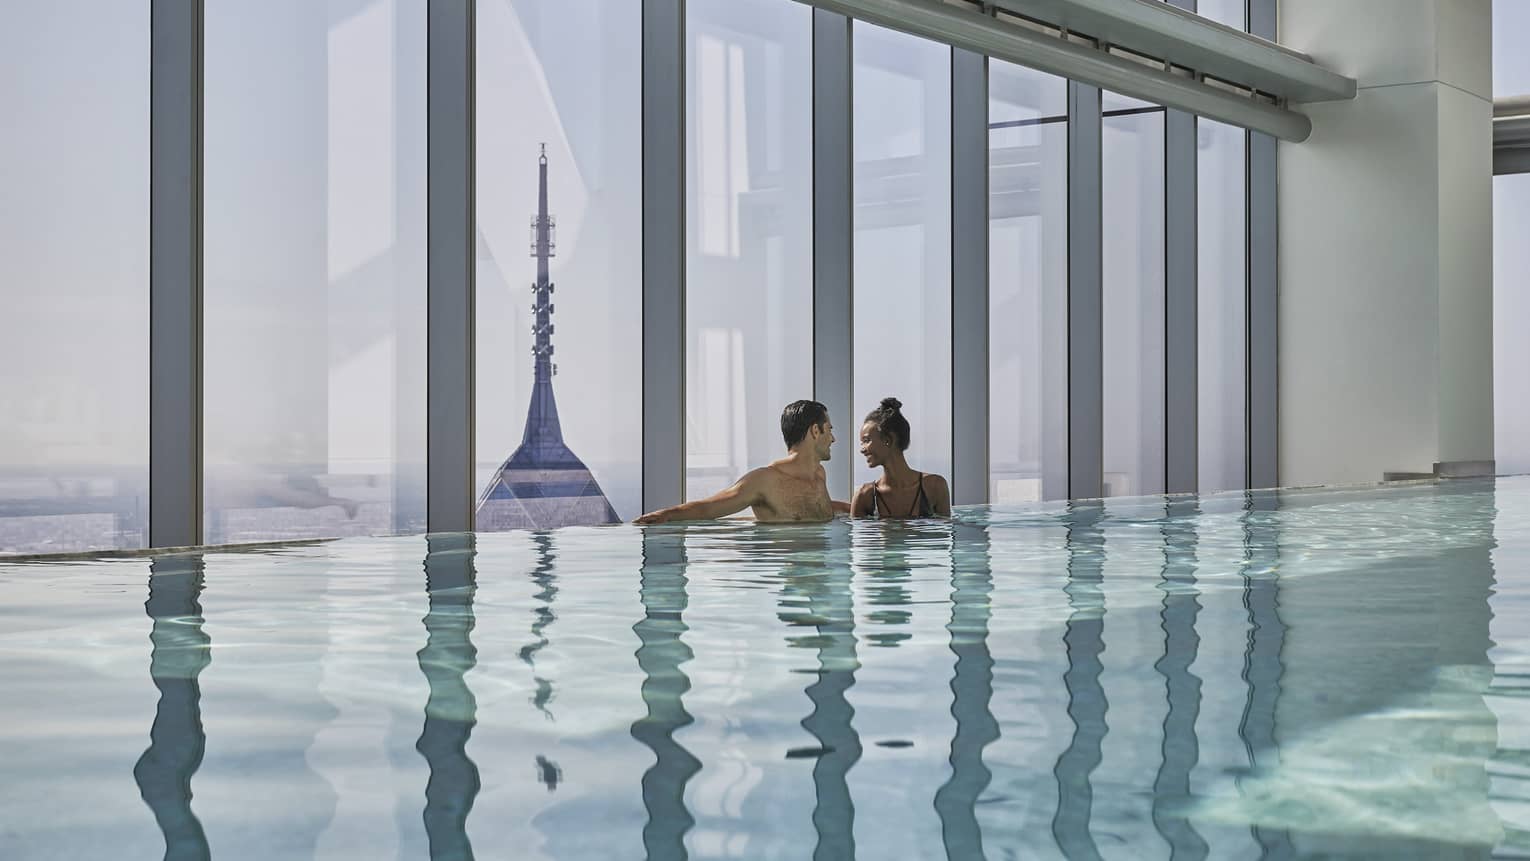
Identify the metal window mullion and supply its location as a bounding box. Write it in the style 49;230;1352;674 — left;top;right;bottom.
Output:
1164;1;1197;495
149;0;204;549
426;0;475;533
1248;0;1277;488
951;48;988;506
814;10;854;500
643;0;686;512
1164;106;1196;494
1068;81;1103;500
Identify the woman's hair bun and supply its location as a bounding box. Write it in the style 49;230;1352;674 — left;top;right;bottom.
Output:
879;397;903;412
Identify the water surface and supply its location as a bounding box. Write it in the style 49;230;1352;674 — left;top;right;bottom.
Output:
4;478;1530;859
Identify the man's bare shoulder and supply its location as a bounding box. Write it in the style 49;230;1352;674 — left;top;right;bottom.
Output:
758;459;798;481
737;466;778;487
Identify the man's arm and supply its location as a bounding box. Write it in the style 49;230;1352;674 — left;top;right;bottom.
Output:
634;470;765;524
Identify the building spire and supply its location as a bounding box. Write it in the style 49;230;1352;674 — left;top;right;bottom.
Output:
531;142;556;384
471;148;620;529
522;147;563;446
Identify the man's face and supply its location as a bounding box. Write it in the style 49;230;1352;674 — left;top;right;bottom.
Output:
810;419;835;462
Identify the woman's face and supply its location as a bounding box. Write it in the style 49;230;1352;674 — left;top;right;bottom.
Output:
859;421;892;469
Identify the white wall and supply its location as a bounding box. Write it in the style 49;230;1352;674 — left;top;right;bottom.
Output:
1278;0;1493;486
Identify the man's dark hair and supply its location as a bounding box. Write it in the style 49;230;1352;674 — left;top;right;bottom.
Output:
865;397;911;451
781;400;830;449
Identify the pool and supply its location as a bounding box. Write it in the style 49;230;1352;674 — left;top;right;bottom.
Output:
3;477;1529;859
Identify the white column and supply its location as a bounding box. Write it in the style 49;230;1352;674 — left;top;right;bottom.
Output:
1278;0;1493;485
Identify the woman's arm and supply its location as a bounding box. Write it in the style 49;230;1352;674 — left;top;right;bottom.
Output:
635;470;764;524
926;475;952;517
849;484;874;519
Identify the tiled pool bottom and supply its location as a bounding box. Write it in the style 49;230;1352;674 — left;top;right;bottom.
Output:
3;480;1530;860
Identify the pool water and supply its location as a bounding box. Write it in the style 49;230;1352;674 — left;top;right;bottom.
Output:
4;478;1530;859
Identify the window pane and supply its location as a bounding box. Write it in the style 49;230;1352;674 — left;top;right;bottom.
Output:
1102;90;1156;114
852;24;953;494
203;0;427;544
685;0;812;502
1102;102;1166;497
1496;1;1530;97
1496;174;1530;474
1198;119;1247;492
0;2;149;554
1196;0;1246;30
988;59;1069;503
475;0;642;528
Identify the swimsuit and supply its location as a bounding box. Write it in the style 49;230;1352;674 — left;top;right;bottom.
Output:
866;473;933;519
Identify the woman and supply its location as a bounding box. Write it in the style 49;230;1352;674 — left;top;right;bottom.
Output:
850;398;951;519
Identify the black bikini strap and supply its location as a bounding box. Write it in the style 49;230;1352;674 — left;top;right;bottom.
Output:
909;473;927;517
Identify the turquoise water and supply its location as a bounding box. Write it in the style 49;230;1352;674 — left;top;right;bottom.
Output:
3;478;1530;859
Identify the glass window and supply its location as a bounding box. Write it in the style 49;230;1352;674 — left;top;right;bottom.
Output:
684;0;812;502
852;23;953;493
475;0;642;529
1496;174;1530;475
203;0;427;544
1102;99;1167;497
988;59;1069;503
1195;0;1246;30
0;2;149;554
1496;1;1530;97
1197;118;1247;493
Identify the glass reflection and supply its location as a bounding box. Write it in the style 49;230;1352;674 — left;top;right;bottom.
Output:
988;59;1069;503
1101;101;1167;497
684;0;814;503
203;0;428;543
134;555;212;861
631;533;701;859
417;534;482;859
852;23;954;492
1494;174;1530;474
0;0;150;554
1197;117;1248;493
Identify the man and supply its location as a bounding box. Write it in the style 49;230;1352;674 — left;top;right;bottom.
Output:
635;400;849;524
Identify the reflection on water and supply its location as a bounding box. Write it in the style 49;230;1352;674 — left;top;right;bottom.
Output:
417;533;481;859
134;554;212;861
1242;491;1294;857
932;521;998;858
1052;501;1107;859
786;527;862;860
1151;499;1207;858
10;479;1530;858
631;534;701;860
